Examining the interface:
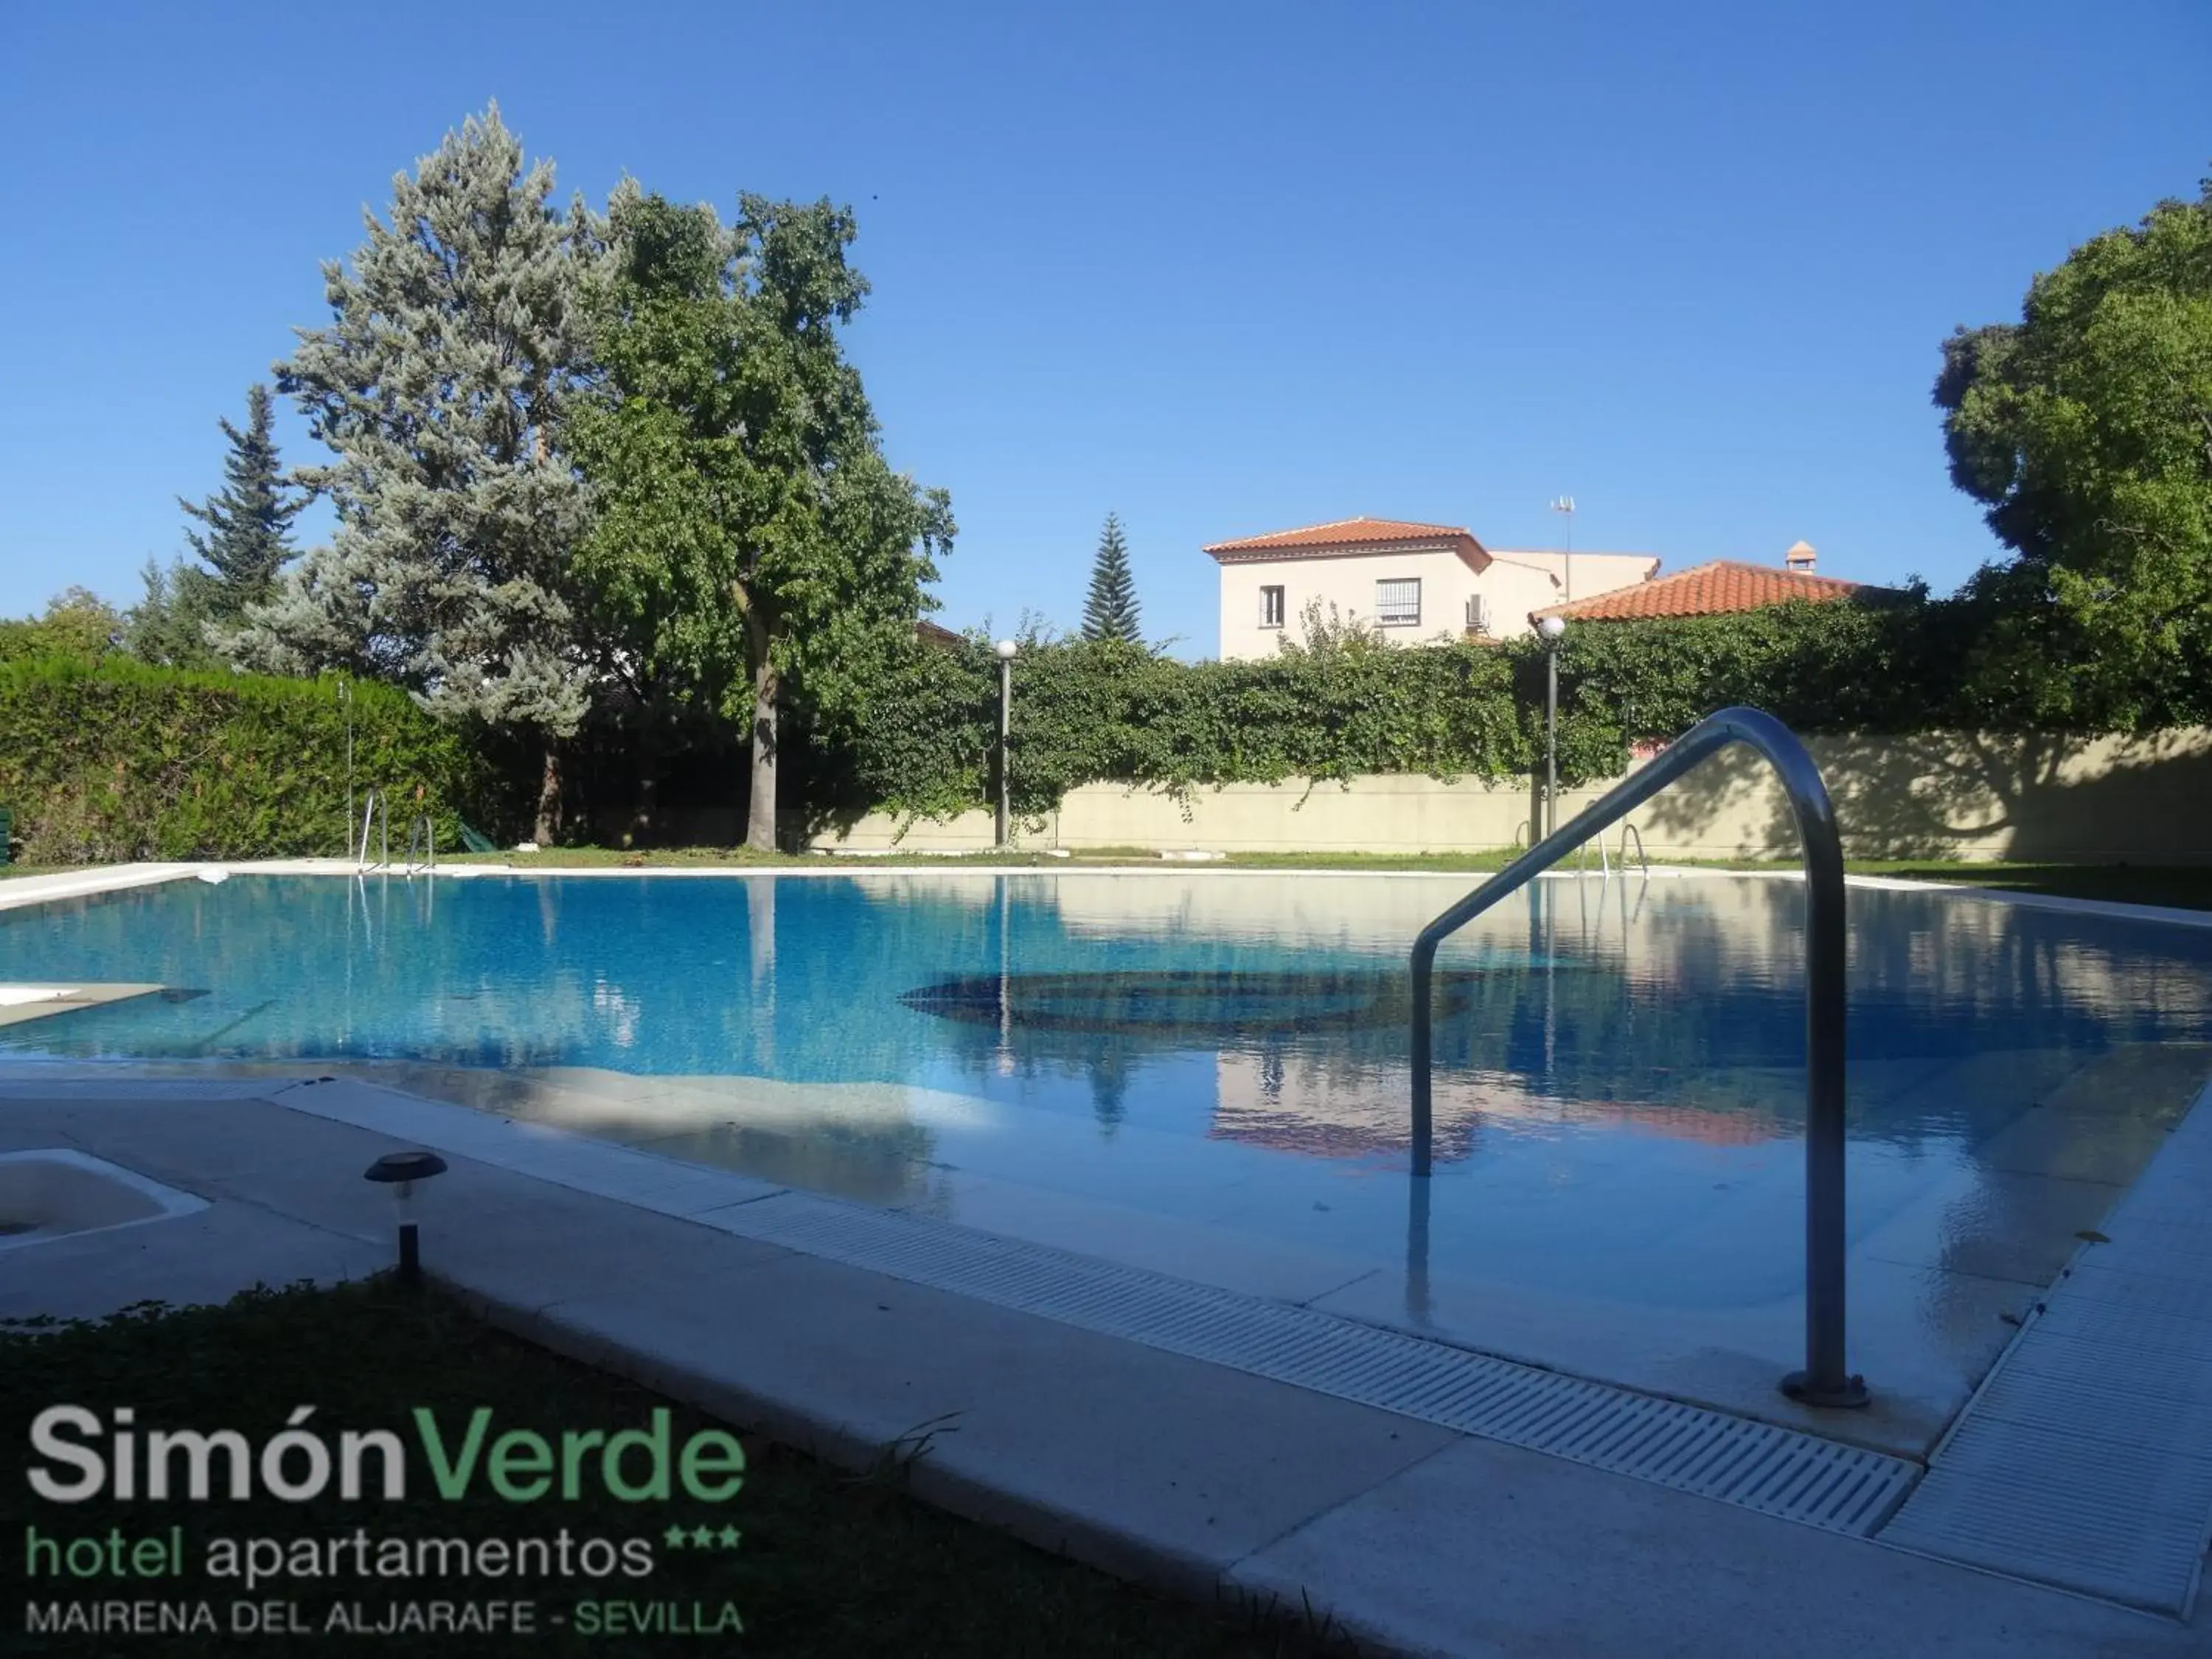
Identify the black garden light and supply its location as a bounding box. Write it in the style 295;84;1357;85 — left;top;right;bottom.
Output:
364;1150;448;1287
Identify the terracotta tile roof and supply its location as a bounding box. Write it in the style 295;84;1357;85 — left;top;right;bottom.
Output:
1203;516;1489;568
1532;560;1870;622
1208;1092;1781;1162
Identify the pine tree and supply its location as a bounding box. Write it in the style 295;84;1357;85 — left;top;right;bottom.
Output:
1080;512;1141;642
124;557;223;668
178;384;302;616
225;105;594;842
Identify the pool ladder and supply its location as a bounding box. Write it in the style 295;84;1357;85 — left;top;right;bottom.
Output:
1408;706;1865;1411
356;790;437;877
1576;821;1649;878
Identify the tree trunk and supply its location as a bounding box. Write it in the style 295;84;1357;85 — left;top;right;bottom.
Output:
535;741;562;846
632;711;662;848
745;616;779;852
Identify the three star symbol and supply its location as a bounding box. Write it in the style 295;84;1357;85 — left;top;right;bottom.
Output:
662;1523;742;1550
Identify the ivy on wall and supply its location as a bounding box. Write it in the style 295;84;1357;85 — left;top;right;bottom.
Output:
1520;597;1967;785
843;632;1529;824
5;586;2195;857
844;599;1966;824
0;656;516;863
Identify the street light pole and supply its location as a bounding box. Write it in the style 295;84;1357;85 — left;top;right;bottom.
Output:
1538;615;1566;837
338;677;355;858
1549;495;1576;604
995;639;1018;847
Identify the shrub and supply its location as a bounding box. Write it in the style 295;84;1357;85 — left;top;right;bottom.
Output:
0;655;518;863
841;592;2089;824
846;631;1531;821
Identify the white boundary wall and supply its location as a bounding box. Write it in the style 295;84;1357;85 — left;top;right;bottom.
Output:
807;727;2212;864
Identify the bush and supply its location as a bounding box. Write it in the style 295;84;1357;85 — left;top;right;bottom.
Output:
0;655;519;863
846;631;1531;821
1510;596;1965;782
840;591;2110;824
7;583;2191;856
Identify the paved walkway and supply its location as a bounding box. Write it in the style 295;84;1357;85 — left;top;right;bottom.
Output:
2;1075;2202;1659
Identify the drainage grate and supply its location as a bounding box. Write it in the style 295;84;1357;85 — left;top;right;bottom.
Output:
268;1073;1920;1538
705;1191;1918;1537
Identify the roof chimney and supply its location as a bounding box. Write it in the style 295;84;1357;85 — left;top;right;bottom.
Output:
1784;540;1817;574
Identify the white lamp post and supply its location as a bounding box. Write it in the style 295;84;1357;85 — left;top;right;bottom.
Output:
995;639;1018;848
1537;615;1567;837
338;677;355;857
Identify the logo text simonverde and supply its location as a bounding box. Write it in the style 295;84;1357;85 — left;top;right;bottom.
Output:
27;1407;745;1505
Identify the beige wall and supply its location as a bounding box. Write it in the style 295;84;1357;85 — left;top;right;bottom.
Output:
1480;550;1663;624
1214;547;1658;659
1215;546;1472;659
807;727;2212;865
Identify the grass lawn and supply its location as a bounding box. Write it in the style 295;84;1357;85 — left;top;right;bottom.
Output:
1671;858;2212;911
1;1281;1349;1658
1872;861;2212;910
443;845;1526;874
442;845;1057;869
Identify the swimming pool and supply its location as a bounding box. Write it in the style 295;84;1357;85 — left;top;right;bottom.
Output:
5;869;2208;1446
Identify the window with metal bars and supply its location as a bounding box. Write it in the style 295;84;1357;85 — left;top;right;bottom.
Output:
1375;577;1421;626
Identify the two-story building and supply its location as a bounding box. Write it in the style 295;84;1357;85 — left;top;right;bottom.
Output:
1204;517;1660;660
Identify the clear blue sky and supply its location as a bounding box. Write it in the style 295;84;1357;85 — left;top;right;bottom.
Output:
1;1;2205;653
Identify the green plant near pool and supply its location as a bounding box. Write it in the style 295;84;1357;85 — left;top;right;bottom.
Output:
0;656;517;863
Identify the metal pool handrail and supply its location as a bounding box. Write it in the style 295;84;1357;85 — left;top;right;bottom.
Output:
1408;706;1865;1408
356;789;389;873
1618;821;1649;875
404;813;437;877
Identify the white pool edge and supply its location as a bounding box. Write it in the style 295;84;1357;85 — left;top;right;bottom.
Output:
5;858;2209;931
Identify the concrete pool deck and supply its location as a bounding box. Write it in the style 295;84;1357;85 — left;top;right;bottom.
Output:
28;1042;2195;1461
2;1073;2208;1659
4;1032;2199;1461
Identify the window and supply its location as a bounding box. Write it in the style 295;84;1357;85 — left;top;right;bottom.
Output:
1375;577;1422;626
1259;585;1286;628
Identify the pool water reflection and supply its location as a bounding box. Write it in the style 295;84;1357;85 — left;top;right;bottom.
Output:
4;869;2208;1449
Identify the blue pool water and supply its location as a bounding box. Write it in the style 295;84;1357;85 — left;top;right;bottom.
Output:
4;872;2210;1329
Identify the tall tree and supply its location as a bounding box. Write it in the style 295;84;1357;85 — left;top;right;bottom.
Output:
178;383;302;616
123;558;223;669
1935;174;2212;728
1080;512;1141;642
0;588;122;664
570;186;953;850
226;105;595;841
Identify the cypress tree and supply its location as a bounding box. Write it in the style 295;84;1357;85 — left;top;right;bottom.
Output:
1080;512;1141;642
178;383;302;616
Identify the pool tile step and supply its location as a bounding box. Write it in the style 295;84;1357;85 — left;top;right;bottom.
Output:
1877;1079;2212;1618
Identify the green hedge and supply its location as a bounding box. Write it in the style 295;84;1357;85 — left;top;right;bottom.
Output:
0;655;516;863
841;598;1966;821
842;632;1532;821
6;585;2192;855
1523;597;1973;782
839;585;2212;825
